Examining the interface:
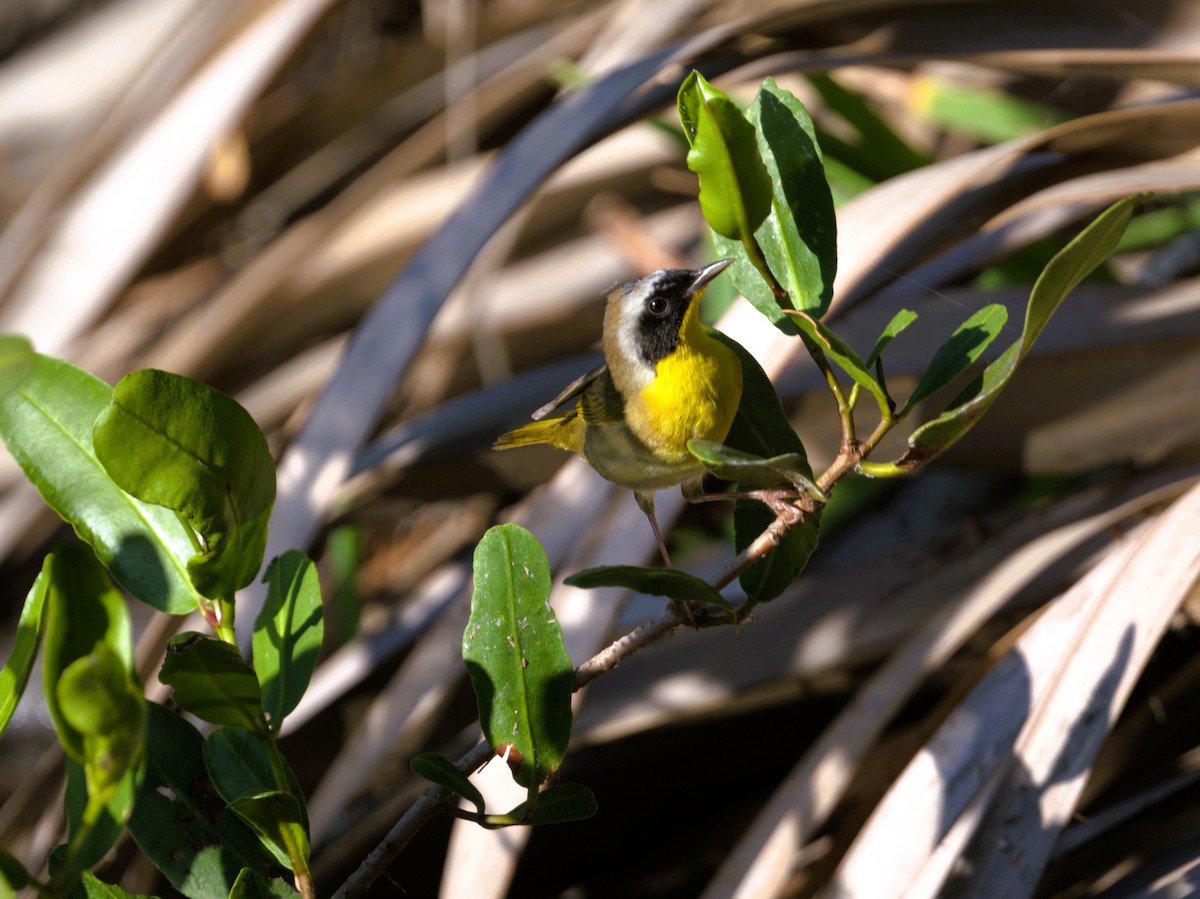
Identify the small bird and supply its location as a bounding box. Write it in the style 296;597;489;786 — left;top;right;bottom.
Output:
494;259;742;565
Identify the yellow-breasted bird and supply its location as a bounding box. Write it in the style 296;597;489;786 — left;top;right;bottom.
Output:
493;259;742;565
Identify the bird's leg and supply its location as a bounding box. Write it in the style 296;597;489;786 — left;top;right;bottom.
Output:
634;491;672;568
682;480;807;526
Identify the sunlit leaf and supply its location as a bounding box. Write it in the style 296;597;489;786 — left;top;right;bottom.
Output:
0;561;49;741
565;565;732;614
253;552;323;732
160;634;265;732
899;304;1007;416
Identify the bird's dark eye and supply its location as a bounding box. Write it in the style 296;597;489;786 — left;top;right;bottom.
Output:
646;295;668;316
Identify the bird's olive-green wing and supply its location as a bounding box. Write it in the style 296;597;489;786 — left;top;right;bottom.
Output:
532;362;607;421
577;366;625;425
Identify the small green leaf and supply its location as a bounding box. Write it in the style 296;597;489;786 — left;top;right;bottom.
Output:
787;311;891;416
253;552;323;732
0;560;50;741
227;793;309;875
514;783;597;825
748;78;838;317
463;525;574;790
712;332;822;603
204;727;309;874
865;196;1139;475
71;871;158;899
410;753;486;817
866;309;919;367
899;304;1007;416
678;71;772;244
92;370;276;599
565;565;732;614
686;439;822;498
57;644;145;793
43;544;133;761
160;634;265;732
61;758;139;880
129;703;291;899
0;354;201;613
228;868;292;899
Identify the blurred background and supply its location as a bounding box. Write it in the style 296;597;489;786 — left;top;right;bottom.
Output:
2;0;1200;897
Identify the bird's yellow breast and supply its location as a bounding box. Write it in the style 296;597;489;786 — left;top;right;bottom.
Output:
627;322;741;464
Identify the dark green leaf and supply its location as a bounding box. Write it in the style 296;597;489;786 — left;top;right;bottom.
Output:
204;727;309;874
686;439;822;498
711;332;821;603
92;370;276;599
160;634;264;732
899;304;1007;416
410;753;485;817
866;309;919;367
43;544;133;760
748;78;838;318
253;552;323;731
0;559;50;741
0;848;32;893
463;525;573;790
516;783;597;825
565;565;732;614
0;355;201;613
865;196;1139;475
677;71;772;247
129;703;291;899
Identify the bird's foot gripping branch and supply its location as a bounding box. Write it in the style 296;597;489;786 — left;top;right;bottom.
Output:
430;71;1139;855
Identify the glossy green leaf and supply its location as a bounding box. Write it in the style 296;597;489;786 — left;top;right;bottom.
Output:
565;565;732;614
787;311;891;415
410;753;485;817
748;78;838;317
463;524;574;790
43;543;134;761
865;196;1139;475
0;354;201;613
513;783;597;825
129;703;291;899
866;309;919;367
678;71;772;247
899;304;1007;416
204;727;309;873
160;634;265;732
253;552;323;732
686;439;822;498
93;369;276;599
712;332;822;603
0;560;50;741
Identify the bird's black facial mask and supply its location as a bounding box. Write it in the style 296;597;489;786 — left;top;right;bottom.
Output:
631;268;698;367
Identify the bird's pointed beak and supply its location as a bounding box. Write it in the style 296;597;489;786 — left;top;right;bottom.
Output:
688;258;733;295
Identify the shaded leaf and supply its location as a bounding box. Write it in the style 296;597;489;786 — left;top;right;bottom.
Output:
43;543;133;761
0;354;201;613
786;311;890;416
899;304;1007;416
516;783;598;825
228;868;294;899
253;552;323;732
463;525;573;790
866;309;919;367
227;793;309;876
93;370;276;599
410;752;485;817
0;848;31;894
735;500;822;605
0;560;49;741
687;439;822;498
71;871;158;899
160;634;264;732
57;644;145;794
61;758;138;881
128;704;290;899
565;565;732;614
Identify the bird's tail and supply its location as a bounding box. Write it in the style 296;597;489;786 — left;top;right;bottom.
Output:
493;414;582;453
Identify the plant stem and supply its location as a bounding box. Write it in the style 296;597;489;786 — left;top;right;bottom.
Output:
799;332;856;445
